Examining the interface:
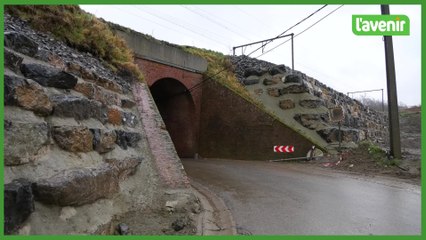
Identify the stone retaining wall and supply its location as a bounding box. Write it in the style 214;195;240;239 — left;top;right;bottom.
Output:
4;14;196;235
230;55;388;151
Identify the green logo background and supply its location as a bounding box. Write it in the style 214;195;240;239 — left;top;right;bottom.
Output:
352;15;410;36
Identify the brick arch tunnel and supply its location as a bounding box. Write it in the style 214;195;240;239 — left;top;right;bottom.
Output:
150;78;197;158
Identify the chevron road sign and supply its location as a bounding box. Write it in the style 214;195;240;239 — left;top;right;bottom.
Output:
273;145;295;153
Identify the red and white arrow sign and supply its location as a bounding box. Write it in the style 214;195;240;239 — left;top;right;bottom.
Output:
274;145;295;153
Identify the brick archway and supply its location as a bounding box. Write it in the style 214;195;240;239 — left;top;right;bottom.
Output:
150;78;196;157
135;58;203;158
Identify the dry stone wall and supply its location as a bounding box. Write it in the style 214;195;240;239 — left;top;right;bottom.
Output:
4;14;195;235
230;55;388;151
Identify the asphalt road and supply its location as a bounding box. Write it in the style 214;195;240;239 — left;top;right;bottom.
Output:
182;158;421;235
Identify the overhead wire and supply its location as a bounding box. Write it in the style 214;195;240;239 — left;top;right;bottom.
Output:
180;5;253;42
254;4;344;59
242;4;329;58
183;4;331;95
137;4;337;98
133;6;230;48
114;7;184;36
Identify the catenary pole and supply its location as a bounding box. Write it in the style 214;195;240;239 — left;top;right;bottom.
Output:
381;4;402;159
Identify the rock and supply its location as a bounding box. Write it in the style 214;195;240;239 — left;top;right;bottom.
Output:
317;127;360;143
281;83;310;94
117;223;130;235
279;99;295;110
4;118;49;166
107;107;122;125
243;68;263;77
263;77;280;86
50;95;106;122
243;78;260;85
115;130;141;150
32;164;119;206
4;31;38;57
52;126;93;152
4;179;35;235
90;129;117;153
122;111;138;128
121;98;136;109
267;87;281;97
5;74;26;105
94;76;123;94
171;217;191;232
20;63;78;89
299;99;325;108
268;65;287;75
4;48;23;72
283;74;303;84
94;86;121;106
74;81;96;98
294;113;330;130
4;74;52;116
105;157;143;180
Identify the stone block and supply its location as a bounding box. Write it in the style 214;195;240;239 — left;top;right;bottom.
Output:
4;119;49;166
243;78;260;85
122;111;138;128
4;179;35;235
243;68;264;77
279;99;295;110
52;126;93;152
281;83;310;94
268;65;287;75
4;48;23;72
317;127;360;143
5;74;53;116
50;95;106;122
283;74;303;84
95;76;123;94
267;87;281;97
107;107;122;125
91;129;117;154
115;130;141;150
4;31;38;57
104;157;143;180
94;86;121;106
263;77;280;86
32;164;119;206
21;63;78;89
294;113;330;130
121;98;136;109
299;99;325;108
74;81;96;98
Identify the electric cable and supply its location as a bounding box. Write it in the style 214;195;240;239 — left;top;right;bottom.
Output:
254;4;345;59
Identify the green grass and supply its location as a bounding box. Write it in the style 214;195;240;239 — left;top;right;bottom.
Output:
181;46;277;112
357;141;402;166
5;5;144;81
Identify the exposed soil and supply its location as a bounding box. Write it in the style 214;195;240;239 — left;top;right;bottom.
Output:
111;209;197;235
311;106;421;185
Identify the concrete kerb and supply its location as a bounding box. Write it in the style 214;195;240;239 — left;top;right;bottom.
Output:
190;180;237;236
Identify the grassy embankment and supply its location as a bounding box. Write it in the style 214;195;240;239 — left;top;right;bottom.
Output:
5;5;144;81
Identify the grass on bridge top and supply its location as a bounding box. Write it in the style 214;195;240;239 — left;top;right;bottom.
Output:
5;5;144;82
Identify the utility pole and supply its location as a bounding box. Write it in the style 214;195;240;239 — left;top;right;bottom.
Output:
381;4;402;159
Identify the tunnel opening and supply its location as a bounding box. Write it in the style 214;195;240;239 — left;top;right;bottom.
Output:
150;78;196;158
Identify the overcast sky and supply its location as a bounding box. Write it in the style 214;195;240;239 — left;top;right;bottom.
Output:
81;4;421;106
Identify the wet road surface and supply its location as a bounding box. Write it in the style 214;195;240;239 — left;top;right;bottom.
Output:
182;158;421;235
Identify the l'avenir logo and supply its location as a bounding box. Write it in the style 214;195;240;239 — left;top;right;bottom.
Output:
352;15;410;36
